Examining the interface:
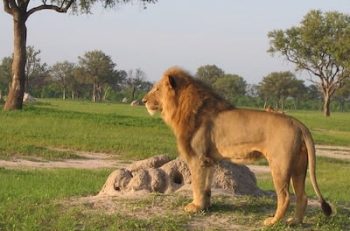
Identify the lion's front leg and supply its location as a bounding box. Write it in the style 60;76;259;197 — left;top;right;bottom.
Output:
184;157;213;213
204;165;214;208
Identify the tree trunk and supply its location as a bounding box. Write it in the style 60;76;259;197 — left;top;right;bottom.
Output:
62;77;66;100
340;100;344;112
96;84;102;102
280;98;285;111
25;74;29;93
4;14;27;111
92;83;96;102
131;85;136;101
323;93;331;117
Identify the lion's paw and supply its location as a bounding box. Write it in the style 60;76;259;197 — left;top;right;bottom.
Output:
184;203;202;213
286;217;302;226
263;217;277;226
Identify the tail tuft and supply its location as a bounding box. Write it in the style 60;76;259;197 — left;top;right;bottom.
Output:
321;200;332;217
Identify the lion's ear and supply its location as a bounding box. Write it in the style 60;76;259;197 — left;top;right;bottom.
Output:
168;75;177;89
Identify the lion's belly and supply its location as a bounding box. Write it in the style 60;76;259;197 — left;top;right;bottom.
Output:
211;110;271;162
215;143;265;163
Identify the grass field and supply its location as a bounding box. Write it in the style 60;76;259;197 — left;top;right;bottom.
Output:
0;99;350;230
290;111;350;146
0;100;177;160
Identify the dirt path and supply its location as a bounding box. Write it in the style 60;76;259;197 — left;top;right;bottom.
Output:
249;145;350;174
0;150;130;170
0;145;349;172
315;145;350;160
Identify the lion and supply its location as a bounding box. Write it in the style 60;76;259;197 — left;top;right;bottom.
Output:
142;66;332;226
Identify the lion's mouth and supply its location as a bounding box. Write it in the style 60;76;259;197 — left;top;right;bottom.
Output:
145;104;159;116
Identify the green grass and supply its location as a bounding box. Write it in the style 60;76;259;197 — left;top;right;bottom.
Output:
255;157;350;230
0;167;348;230
257;157;350;202
0;100;177;160
289;111;350;146
0;168;187;231
1;100;350;161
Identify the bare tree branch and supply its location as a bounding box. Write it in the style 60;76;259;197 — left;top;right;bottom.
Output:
16;0;27;8
3;0;13;14
22;0;30;10
3;0;18;14
329;64;340;84
27;0;75;18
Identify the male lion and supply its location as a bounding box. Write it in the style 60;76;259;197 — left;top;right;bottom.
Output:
142;67;332;226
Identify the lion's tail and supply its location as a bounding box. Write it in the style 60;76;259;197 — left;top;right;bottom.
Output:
300;123;332;217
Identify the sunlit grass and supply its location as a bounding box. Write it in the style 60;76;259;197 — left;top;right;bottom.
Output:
289;111;350;146
0;168;187;231
0;167;348;230
257;157;350;203
1;100;349;161
0;100;177;160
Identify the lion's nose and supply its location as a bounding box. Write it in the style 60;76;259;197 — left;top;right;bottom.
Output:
142;98;147;104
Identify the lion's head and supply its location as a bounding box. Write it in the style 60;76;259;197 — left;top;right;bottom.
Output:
142;82;163;116
142;67;192;117
143;67;233;133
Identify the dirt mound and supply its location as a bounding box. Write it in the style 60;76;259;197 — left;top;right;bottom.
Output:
98;155;263;196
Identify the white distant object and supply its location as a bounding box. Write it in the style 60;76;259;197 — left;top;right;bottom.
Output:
121;97;128;103
130;100;140;106
23;93;36;103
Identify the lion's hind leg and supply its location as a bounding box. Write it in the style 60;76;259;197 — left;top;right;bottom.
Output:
287;150;308;225
264;165;291;226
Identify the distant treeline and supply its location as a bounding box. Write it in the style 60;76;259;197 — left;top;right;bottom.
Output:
1;48;349;112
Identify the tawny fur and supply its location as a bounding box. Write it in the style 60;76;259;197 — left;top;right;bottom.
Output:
143;66;332;226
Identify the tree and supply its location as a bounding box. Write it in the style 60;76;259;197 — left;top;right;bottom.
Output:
195;65;225;85
268;10;350;116
78;50;117;102
334;79;350;111
50;61;75;100
306;84;322;101
212;74;246;102
125;68;151;101
2;0;156;110
25;46;47;94
0;57;12;100
258;71;305;110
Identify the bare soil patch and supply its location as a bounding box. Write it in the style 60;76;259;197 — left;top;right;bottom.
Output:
0;145;347;171
316;145;350;160
67;192;259;230
0;149;130;169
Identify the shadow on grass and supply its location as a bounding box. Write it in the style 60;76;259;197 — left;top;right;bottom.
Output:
210;195;275;216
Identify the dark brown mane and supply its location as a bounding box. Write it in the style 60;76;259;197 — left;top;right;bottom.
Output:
164;67;234;110
161;67;234;138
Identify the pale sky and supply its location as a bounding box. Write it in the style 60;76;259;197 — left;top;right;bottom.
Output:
1;0;350;83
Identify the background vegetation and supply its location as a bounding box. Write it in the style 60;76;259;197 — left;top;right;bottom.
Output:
1;51;350;112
